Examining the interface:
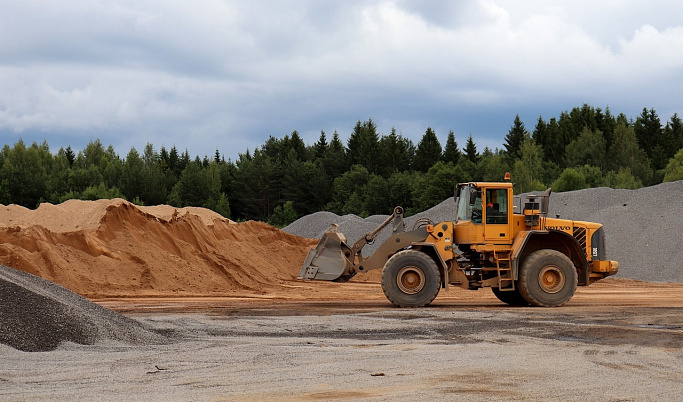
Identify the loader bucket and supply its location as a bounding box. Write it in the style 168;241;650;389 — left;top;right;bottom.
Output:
298;225;354;282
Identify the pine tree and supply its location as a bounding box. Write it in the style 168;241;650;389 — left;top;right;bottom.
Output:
169;146;180;175
464;135;479;164
634;108;663;167
532;116;547;155
503;114;527;160
347;119;380;173
379;128;412;176
442;130;460;165
122;147;145;201
322;130;348;180
666;113;683;152
64;146;75;167
314;131;328;159
288;130;308;161
414;127;442;172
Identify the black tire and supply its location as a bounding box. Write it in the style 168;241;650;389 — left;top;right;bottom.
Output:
381;250;441;307
491;287;529;306
518;249;578;307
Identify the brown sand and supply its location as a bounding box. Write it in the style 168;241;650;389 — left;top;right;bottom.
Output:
0;199;315;298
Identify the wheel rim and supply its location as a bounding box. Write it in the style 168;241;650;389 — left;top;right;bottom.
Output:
538;265;565;293
396;266;425;294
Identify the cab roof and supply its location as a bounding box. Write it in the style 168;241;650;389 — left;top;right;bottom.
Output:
459;182;514;188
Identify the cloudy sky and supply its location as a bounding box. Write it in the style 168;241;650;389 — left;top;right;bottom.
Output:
1;0;682;161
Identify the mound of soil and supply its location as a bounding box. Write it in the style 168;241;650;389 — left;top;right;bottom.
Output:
0;199;315;298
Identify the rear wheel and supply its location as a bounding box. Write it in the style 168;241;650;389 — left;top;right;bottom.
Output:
518;250;577;307
381;250;441;307
491;287;529;306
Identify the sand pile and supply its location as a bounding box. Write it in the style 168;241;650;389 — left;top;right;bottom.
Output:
0;199;315;298
0;264;167;352
284;181;683;283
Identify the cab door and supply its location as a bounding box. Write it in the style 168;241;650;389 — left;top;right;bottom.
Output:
483;187;512;243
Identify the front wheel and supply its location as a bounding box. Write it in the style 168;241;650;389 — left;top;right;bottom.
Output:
518;250;578;307
381;250;441;307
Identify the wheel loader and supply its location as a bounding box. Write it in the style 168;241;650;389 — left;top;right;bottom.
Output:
298;181;619;307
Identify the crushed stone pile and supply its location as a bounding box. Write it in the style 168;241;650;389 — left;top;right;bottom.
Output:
543;181;683;283
0;199;315;298
0;264;167;352
284;181;683;283
284;199;457;259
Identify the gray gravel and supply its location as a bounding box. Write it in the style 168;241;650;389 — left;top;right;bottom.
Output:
1;306;681;401
283;198;457;257
283;181;683;282
0;265;168;352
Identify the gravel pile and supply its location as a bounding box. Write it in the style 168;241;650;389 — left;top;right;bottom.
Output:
542;180;683;283
284;199;456;257
0;265;168;352
284;181;683;283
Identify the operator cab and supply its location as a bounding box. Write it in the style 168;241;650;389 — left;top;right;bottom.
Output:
454;182;514;245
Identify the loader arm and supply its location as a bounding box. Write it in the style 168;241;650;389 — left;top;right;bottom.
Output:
298;206;411;282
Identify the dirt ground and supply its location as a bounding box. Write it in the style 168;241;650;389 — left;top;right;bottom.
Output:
1;279;682;401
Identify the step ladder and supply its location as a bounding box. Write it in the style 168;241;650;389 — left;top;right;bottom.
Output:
493;247;515;291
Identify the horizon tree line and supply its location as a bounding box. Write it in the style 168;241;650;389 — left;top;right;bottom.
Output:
1;104;682;226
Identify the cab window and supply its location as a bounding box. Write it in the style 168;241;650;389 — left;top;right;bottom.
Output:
456;185;483;223
485;189;508;224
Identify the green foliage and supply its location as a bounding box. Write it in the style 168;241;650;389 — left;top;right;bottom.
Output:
59;183;124;202
478;152;509;182
169;160;211;207
551;167;588;192
411;162;470;212
269;200;296;227
347;119;380;174
1;105;682;221
607;122;653;185
512;136;544;193
0;140;48;208
663;148;683;182
464;135;479;164
414;127;442;172
565;127;606;169
442;130;460;165
379;128;413;176
504;114;527;160
326;164;372;215
604;168;642;189
577;165;605;188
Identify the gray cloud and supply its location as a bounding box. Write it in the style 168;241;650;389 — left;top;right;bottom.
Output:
1;0;682;160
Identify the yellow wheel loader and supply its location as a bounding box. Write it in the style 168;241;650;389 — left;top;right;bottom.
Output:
298;181;619;307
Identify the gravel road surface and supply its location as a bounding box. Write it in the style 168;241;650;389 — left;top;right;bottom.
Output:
1;282;681;401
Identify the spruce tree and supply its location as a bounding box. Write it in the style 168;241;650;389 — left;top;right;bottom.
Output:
442;130;460;165
314;131;328;159
379;128;411;176
464;135;479;164
669;113;682;152
346;119;380;173
634;108;663;167
504;114;527;160
414;127;442;172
